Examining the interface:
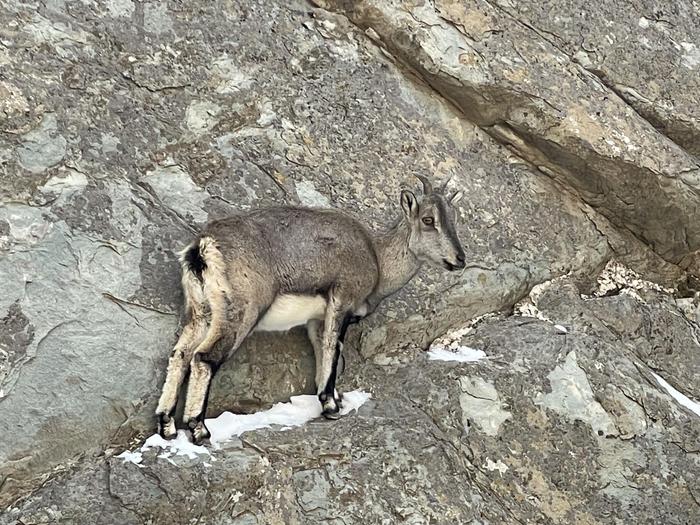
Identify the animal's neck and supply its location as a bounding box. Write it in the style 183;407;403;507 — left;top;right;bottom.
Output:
371;218;421;303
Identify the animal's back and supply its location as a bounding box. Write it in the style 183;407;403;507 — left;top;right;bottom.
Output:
201;206;380;296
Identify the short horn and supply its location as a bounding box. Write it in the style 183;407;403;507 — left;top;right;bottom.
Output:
440;175;453;193
414;174;433;194
450;190;464;204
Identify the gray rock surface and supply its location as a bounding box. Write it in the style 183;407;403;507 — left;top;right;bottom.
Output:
495;0;700;158
314;0;700;269
0;0;698;522
2;279;699;524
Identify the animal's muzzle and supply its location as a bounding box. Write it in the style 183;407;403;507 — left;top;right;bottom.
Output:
443;253;465;271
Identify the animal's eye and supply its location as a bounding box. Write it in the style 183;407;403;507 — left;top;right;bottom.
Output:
422;217;435;226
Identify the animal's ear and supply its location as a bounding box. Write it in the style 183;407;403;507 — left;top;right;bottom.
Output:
400;190;419;218
450;190;464;204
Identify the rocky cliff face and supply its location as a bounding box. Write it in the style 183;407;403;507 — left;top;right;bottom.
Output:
1;0;698;523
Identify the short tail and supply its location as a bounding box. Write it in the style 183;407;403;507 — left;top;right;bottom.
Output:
178;236;227;293
177;236;229;353
180;238;208;282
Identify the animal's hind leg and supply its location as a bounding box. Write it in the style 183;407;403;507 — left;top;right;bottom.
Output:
155;316;206;438
182;351;220;444
182;303;261;444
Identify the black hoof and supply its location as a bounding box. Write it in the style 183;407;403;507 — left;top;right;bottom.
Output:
158;413;177;439
320;392;342;420
188;419;210;445
322;409;342;420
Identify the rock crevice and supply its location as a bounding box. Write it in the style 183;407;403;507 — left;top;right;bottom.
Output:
314;0;700;270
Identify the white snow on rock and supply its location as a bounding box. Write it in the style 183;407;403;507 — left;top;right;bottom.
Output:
116;390;371;465
427;313;495;363
652;372;700;417
142;431;211;459
584;260;674;299
115;450;144;466
208;389;370;448
483;457;509;476
514;273;571;324
428;346;487;363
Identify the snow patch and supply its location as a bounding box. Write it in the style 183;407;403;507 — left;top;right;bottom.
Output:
583;260;673;300
115;450;144;466
142;431;210;459
680;42;700;70
514;273;571;329
208;390;370;449
483;458;509;476
652;372;700;417
428;346;486;363
428;314;497;363
116;390;371;465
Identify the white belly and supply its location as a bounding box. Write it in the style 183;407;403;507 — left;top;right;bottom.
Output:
254;294;327;332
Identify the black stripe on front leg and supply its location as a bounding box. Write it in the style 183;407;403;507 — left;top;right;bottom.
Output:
321;314;354;419
335;314;356;379
338;313;357;342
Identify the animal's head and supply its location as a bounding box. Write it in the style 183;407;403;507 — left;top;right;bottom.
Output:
400;174;466;271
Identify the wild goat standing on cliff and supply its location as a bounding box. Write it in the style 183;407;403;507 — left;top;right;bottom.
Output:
156;175;465;443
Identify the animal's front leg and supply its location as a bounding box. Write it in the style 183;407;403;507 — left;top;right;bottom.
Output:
317;300;349;419
306;319;325;391
306;319;344;413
